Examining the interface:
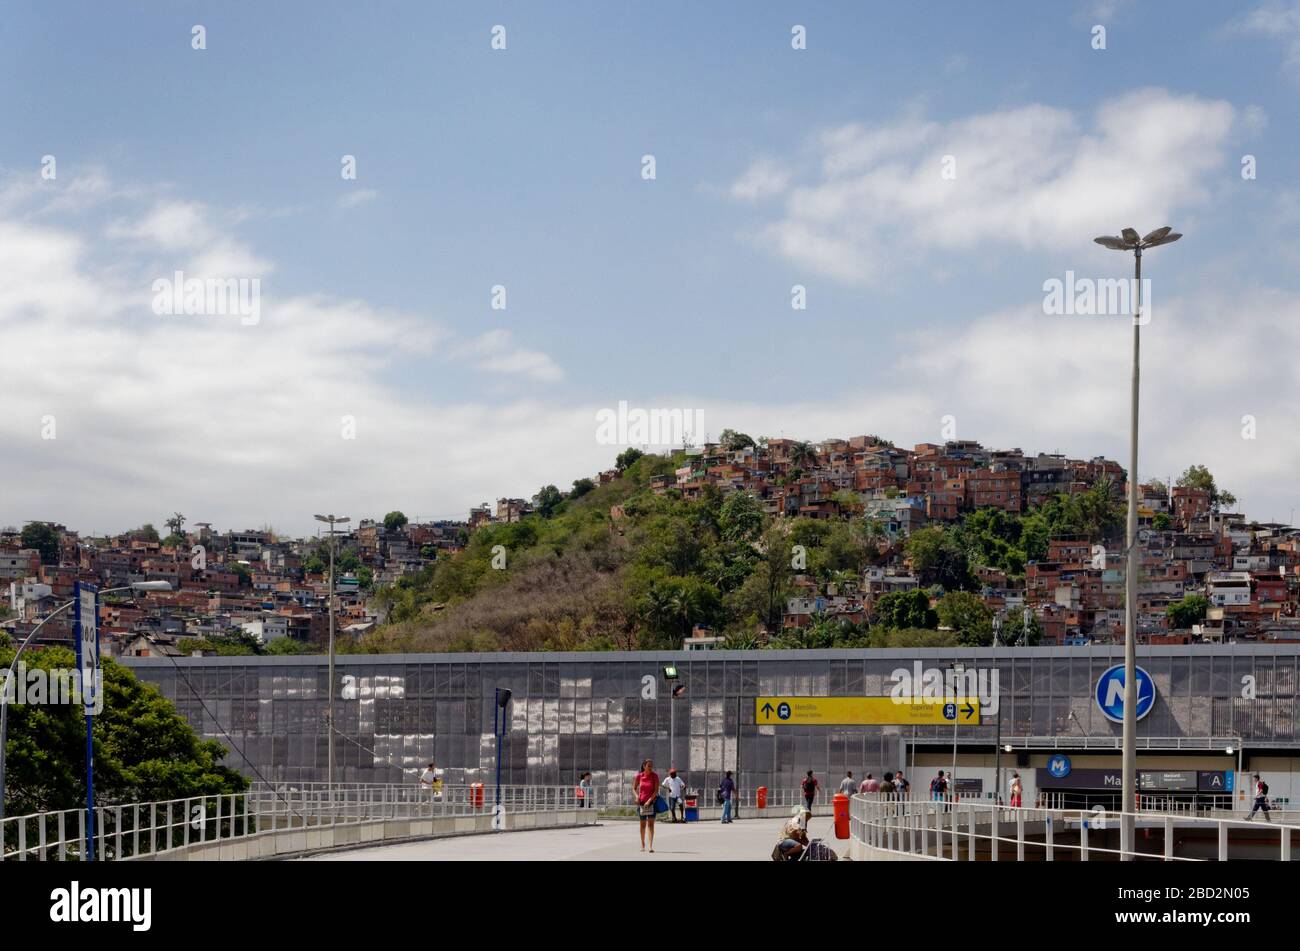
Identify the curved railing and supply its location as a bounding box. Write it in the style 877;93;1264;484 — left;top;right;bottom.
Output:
849;793;1298;861
0;784;591;861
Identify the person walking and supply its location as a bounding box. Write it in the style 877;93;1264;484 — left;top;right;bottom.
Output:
577;771;592;809
878;772;897;796
895;770;911;798
838;771;857;796
633;759;661;852
718;770;736;824
1248;774;1271;822
1009;771;1023;808
930;769;948;803
418;761;444;800
662;769;686;823
801;770;820;812
860;773;880;794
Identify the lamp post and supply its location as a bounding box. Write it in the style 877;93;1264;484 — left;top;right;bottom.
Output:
1093;225;1182;859
494;687;512;826
949;661;964;801
1225;740;1243;812
314;513;350;799
993;614;1003;803
662;665;681;771
0;581;172;833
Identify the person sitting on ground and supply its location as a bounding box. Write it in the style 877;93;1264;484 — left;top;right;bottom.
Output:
776;805;812;860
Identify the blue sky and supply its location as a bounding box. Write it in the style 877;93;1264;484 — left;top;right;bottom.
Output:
3;1;1300;534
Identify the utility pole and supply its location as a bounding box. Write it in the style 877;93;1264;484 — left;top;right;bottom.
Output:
314;513;350;799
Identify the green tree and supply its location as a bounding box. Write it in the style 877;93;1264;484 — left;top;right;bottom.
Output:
873;589;938;630
383;511;409;532
19;522;60;565
1001;610;1042;646
569;478;596;500
789;441;816;470
1177;465;1237;511
615;448;644;472
0;647;247;817
533;485;564;519
164;511;186;539
1152;512;1172;531
936;591;994;646
1166;593;1209;630
719;491;764;544
718;429;756;451
265;636;311;655
136;523;160;543
905;526;971;590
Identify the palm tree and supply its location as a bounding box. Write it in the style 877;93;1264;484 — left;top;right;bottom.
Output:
164;512;186;539
790;441;817;470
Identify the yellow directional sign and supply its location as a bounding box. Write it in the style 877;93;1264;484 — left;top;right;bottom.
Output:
755;697;980;726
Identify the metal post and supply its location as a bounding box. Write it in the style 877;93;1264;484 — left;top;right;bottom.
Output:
327;527;336;801
734;693;741;820
84;707;95;860
494;688;504;814
1121;246;1142;860
951;712;958;801
993;619;1002;804
670;691;675;772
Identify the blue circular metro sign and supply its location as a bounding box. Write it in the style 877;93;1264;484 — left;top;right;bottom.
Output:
1095;664;1156;724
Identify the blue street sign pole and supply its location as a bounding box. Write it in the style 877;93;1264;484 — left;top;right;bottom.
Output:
494;688;503;813
72;582;100;861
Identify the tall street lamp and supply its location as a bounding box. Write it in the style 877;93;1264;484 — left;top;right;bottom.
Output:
314;513;350;798
0;580;172;830
992;614;1003;803
1093;225;1182;858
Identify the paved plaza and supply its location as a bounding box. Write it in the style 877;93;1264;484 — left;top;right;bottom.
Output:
305;814;840;861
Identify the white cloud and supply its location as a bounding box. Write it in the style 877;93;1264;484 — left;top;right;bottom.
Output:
734;90;1235;285
1237;2;1300;76
0;172;571;535
729;159;791;201
338;188;380;209
453;329;565;383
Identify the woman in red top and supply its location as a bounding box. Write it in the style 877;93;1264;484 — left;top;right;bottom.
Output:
632;759;660;852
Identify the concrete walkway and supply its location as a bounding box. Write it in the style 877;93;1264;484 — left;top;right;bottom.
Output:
304;814;840;861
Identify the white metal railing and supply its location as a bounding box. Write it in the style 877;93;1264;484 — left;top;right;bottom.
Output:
849;793;1298;862
999;735;1250;751
0;784;586;861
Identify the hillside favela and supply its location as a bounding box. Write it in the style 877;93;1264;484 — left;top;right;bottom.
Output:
4;434;1284;657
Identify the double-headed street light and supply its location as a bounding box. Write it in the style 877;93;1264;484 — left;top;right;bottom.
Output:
314;514;350;798
1092;225;1182;859
0;580;172;829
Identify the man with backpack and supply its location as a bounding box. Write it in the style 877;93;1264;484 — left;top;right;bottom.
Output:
1248;773;1271;821
930;769;948;803
801;770;820;812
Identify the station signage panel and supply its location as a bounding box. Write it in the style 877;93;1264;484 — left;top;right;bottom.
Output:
755;696;980;726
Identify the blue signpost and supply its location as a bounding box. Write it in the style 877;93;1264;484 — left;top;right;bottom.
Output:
71;581;100;860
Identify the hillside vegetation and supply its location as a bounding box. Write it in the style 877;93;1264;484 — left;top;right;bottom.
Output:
355;444;1128;653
